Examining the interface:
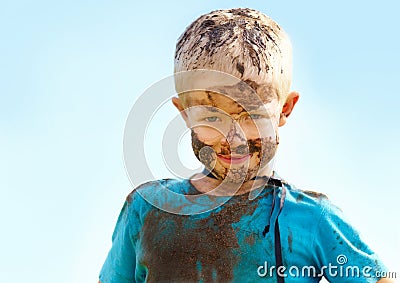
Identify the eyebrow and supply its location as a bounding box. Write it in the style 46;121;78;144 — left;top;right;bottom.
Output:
194;105;225;113
192;105;272;118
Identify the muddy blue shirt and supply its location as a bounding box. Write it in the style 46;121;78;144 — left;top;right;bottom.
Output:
99;178;387;282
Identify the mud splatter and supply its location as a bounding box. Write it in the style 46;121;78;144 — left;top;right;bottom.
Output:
295;194;304;203
227;8;260;20
236;61;244;76
225;121;248;146
181;86;279;119
200;19;216;29
303;190;328;200
191;130;217;174
141;195;259;282
191;130;278;183
287;229;293;253
175;8;286;85
248;136;278;168
244;233;256;246
210;82;279;106
202;21;236;57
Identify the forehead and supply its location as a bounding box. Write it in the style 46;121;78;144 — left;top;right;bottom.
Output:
181;82;279;115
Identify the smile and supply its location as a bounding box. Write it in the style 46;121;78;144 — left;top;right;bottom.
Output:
217;154;251;165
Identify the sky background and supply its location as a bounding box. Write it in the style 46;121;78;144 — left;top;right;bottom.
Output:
0;0;399;282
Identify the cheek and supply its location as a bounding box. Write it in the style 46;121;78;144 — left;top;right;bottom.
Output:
240;120;277;140
192;126;222;142
191;130;206;153
191;130;217;167
260;137;278;163
248;137;278;164
248;138;262;156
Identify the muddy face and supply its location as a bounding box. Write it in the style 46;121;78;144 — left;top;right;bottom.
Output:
186;90;279;183
182;81;279;111
192;130;278;183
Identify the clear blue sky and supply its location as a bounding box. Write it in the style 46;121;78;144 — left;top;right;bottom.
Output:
0;1;399;282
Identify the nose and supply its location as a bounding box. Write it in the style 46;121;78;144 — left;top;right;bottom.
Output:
221;120;248;149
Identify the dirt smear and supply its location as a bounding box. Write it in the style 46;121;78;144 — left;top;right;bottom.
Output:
141;195;259;282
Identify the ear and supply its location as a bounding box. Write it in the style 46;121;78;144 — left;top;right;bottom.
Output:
172;97;190;126
278;91;300;127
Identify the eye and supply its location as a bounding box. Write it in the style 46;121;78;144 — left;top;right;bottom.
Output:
249;114;262;119
204;116;220;122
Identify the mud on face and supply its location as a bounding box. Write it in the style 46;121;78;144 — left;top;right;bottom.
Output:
191;130;278;183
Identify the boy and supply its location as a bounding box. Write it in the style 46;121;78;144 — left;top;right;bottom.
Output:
99;8;392;282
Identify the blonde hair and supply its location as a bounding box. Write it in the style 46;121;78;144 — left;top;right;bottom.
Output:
174;8;293;103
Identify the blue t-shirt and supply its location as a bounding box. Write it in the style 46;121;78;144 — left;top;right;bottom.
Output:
99;177;387;282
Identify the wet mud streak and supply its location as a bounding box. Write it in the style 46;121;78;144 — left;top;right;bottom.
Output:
295;194;304;203
191;130;219;174
225;122;247;146
202;21;235;57
210;82;278;108
175;8;283;76
303;190;328;199
242;28;263;74
248;136;278;167
287;229;293;253
141;194;259;282
191;130;278;182
236;61;245;76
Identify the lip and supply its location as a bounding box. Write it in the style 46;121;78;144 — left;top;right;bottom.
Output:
217;154;251;165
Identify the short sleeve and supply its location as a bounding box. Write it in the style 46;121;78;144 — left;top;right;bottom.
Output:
313;200;388;282
99;200;138;283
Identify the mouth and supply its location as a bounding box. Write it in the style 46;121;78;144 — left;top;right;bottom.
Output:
217;154;252;165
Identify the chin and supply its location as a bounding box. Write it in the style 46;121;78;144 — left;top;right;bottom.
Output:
209;161;259;183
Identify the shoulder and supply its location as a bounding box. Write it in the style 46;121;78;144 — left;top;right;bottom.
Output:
276;180;387;279
124;178;195;216
127;179;180;199
271;172;330;211
127;178;191;199
281;181;360;236
283;181;330;209
281;181;343;224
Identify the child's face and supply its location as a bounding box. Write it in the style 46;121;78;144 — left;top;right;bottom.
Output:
173;83;283;183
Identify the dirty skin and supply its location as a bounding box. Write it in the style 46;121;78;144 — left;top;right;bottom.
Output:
191;130;278;183
209;81;279;106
